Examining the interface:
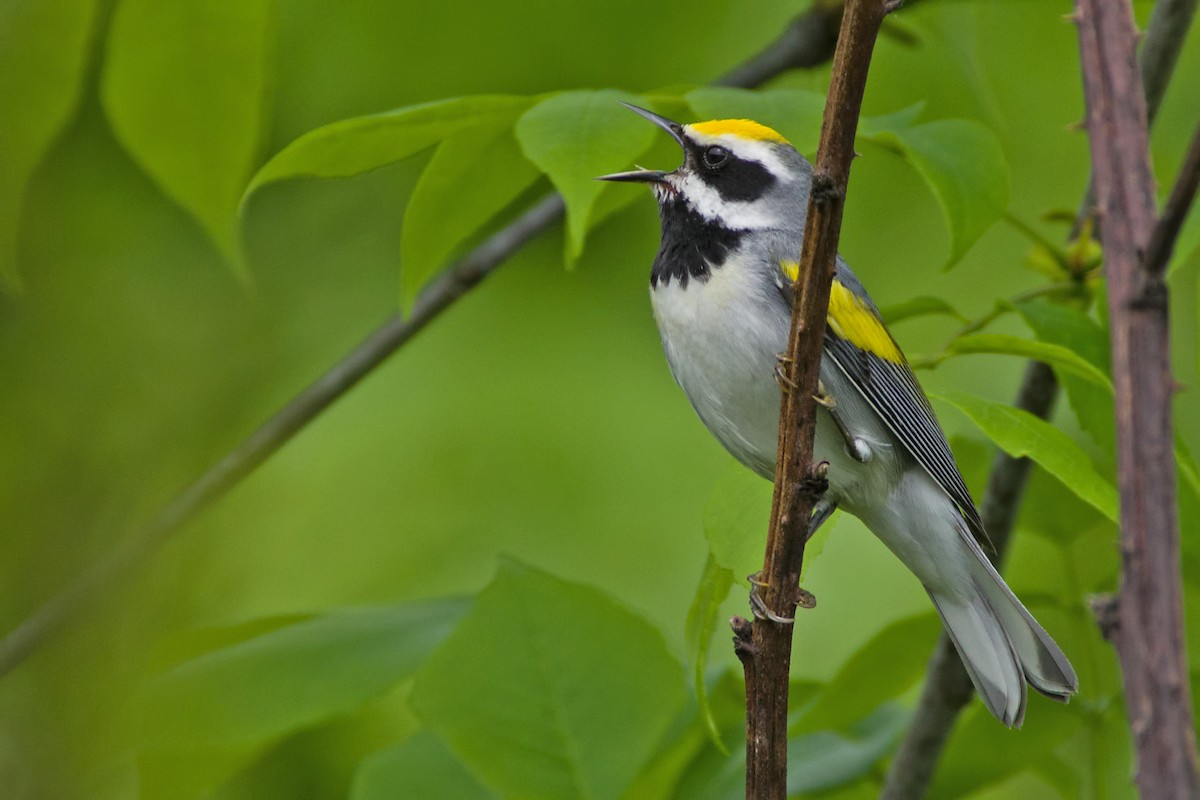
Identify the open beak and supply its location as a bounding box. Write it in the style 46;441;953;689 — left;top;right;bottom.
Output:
596;102;685;184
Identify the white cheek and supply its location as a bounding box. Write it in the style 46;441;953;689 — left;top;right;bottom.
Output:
672;173;785;230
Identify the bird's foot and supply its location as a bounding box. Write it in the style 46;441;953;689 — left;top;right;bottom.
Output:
774;353;798;393
747;572;817;623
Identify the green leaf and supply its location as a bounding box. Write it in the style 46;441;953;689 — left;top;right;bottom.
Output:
410;561;685;800
685;87;827;153
684;554;735;751
400;123;542;308
789;704;910;793
943;333;1113;391
791;613;940;735
0;0;99;289
515;89;657;265
101;0;273;273
936;390;1118;521
878;295;968;325
1015;299;1115;454
351;733;499;800
928;701;1082;798
861;119;1010;267
670;703;909;799
244;95;535;202
703;463;772;579
139;597;470;748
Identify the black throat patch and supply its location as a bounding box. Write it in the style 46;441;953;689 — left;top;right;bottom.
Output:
650;197;744;289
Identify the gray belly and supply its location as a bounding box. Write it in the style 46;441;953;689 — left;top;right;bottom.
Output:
650;272;901;510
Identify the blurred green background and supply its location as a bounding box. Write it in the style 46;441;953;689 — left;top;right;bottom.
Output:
1;0;1198;797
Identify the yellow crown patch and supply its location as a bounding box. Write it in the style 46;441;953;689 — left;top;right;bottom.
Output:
689;119;789;144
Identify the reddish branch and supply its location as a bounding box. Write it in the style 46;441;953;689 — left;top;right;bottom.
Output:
1076;0;1199;795
732;1;895;797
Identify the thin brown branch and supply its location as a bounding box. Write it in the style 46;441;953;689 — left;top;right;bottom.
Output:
0;8;856;680
1076;0;1199;795
737;2;894;797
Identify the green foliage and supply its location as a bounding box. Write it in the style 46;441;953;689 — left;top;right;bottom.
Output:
350;733;498;800
791;613;940;736
399;123;542;308
941;332;1112;390
102;0;273;272
410;561;686;800
860;118;1010;268
139;598;469;749
0;0;99;289
937;389;1119;521
3;0;1200;798
516;89;658;265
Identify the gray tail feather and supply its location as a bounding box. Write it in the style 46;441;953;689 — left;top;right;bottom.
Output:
928;590;1027;727
970;559;1079;702
929;563;1078;728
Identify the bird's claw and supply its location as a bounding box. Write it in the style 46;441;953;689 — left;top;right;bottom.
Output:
746;572;816;623
774;353;798;392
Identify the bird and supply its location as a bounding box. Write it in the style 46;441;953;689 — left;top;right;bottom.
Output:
599;103;1077;727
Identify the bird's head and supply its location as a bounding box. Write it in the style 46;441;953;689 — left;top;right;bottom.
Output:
599;103;811;232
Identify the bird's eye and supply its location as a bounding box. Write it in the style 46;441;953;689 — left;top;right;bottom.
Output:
703;145;729;169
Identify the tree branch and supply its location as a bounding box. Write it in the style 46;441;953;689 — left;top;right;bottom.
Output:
0;5;851;680
736;2;895;797
882;0;1197;794
1076;0;1199;794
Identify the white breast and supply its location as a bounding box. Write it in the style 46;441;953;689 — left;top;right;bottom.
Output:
650;255;792;479
648;256;900;507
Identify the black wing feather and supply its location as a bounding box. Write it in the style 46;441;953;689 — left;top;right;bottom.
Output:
822;333;991;548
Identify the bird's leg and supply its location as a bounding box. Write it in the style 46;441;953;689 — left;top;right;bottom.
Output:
809;497;837;540
746;500;832;622
814;380;873;464
747;571;817;622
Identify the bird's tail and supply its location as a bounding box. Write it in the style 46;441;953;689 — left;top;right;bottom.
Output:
928;558;1077;728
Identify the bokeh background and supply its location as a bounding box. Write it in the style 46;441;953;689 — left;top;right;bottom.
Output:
2;0;1198;797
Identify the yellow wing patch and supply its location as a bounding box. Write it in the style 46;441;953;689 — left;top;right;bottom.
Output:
689;119;789;144
779;261;904;364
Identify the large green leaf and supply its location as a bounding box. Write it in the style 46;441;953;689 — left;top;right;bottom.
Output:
703;463;772;579
942;332;1113;390
1015;299;1115;454
861;119;1010;267
350;733;499;800
410;561;685;800
400;123;542;308
101;0;273;271
928;701;1082;798
936;390;1118;521
139;597;470;748
685;87;827;153
515;89;657;265
791;613;940;735
0;0;99;289
243;95;534;201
